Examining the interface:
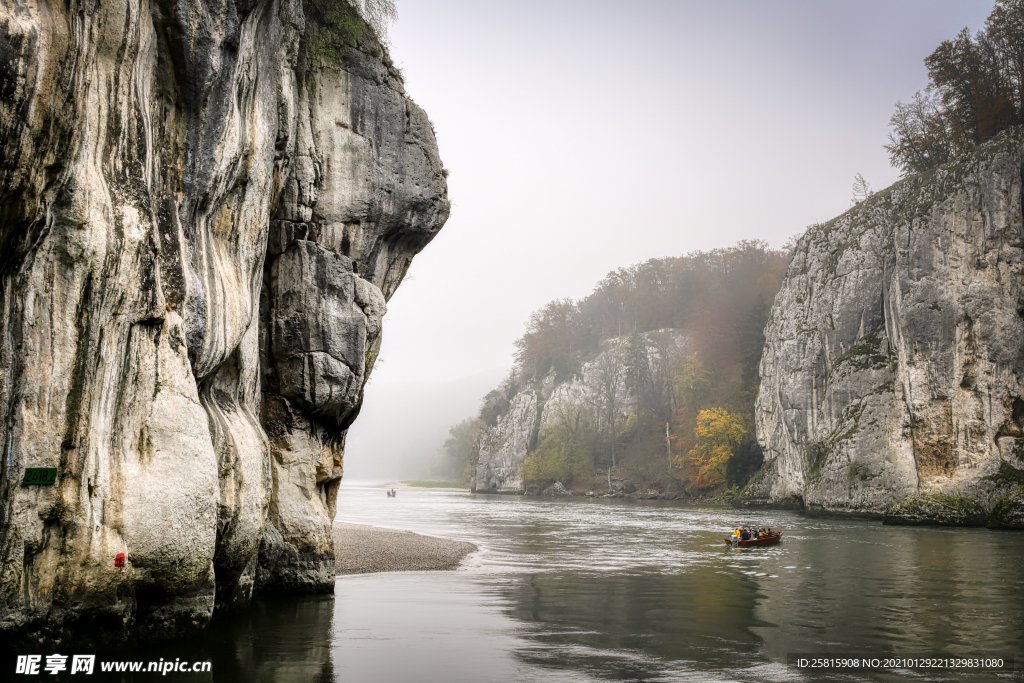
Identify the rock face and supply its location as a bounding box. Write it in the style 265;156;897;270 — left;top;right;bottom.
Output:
0;0;448;644
473;332;683;493
754;130;1024;518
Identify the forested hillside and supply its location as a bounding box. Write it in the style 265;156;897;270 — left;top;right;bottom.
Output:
443;241;790;494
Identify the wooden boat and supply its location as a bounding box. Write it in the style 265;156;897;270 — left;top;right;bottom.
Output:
725;531;782;547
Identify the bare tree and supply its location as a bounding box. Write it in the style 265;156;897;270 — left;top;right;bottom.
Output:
587;348;625;470
850;173;873;205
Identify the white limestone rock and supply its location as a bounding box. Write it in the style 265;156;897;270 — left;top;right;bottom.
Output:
754;130;1024;518
0;0;448;643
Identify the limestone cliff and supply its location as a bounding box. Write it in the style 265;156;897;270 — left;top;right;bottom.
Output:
754;130;1024;521
473;332;683;493
0;0;448;643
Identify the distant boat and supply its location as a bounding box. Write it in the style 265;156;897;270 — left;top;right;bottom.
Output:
725;531;782;547
386;489;397;498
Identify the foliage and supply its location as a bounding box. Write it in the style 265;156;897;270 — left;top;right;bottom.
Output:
884;493;987;526
521;406;595;484
509;240;788;391
586;347;627;468
831;334;889;375
887;0;1024;175
726;439;764;487
682;408;746;489
469;240;788;493
439;418;481;484
304;0;395;65
886;90;956;174
850;173;873;205
514;299;583;381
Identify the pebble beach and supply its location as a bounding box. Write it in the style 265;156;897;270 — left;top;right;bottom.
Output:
334;522;477;574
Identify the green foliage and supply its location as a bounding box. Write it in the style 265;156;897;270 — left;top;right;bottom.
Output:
439;418;481;484
726;439;764;487
846;461;872;483
885;493;987;526
805;441;830;481
887;0;1024;175
478;377;517;426
466;240;789;493
304;0;388;65
984;460;1024;486
831;334;889;375
521;406;595;485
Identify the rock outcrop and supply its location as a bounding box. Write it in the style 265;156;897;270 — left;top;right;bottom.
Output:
472;332;683;493
754;130;1024;521
0;0;448;644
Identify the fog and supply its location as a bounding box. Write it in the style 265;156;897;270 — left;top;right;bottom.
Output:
344;0;992;482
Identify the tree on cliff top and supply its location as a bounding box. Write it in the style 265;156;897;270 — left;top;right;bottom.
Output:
887;0;1024;174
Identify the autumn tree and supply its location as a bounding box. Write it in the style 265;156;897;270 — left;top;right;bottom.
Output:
681;408;746;489
467;240;788;491
886;90;956;174
887;1;1024;175
514;299;592;381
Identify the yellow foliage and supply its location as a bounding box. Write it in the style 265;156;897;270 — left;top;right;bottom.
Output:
685;407;746;488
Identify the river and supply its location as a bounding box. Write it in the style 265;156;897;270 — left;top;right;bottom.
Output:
106;484;1024;681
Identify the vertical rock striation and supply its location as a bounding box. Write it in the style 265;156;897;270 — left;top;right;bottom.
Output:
754;130;1024;519
472;332;684;493
0;0;448;643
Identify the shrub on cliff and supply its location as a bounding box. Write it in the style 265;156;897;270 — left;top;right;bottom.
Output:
305;0;396;63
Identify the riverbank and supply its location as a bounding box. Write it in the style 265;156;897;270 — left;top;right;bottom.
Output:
334;522;477;574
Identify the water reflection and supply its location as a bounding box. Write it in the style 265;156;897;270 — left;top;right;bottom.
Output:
27;487;1023;682
336;486;1024;682
206;596;336;682
500;567;765;680
66;594;337;682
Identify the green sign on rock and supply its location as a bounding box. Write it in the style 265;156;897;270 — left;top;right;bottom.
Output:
22;467;57;486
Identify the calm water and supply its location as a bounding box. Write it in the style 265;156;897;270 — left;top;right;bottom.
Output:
79;485;1024;681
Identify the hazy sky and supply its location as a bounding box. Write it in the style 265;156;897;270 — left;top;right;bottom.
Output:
345;0;993;481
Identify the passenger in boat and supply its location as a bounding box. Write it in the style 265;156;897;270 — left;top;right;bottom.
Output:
740;528;750;541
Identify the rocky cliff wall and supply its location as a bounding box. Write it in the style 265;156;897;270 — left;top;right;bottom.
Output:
473;332;683;493
0;0;448;644
754;130;1024;520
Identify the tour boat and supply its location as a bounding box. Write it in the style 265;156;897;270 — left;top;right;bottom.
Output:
725;530;782;547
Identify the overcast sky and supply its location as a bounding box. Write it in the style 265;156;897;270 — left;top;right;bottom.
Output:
344;0;993;482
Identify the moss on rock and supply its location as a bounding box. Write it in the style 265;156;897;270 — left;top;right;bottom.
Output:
883;493;986;527
304;0;383;66
988;487;1024;529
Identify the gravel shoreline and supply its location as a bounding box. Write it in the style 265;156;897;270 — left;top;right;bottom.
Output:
334;522;477;574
